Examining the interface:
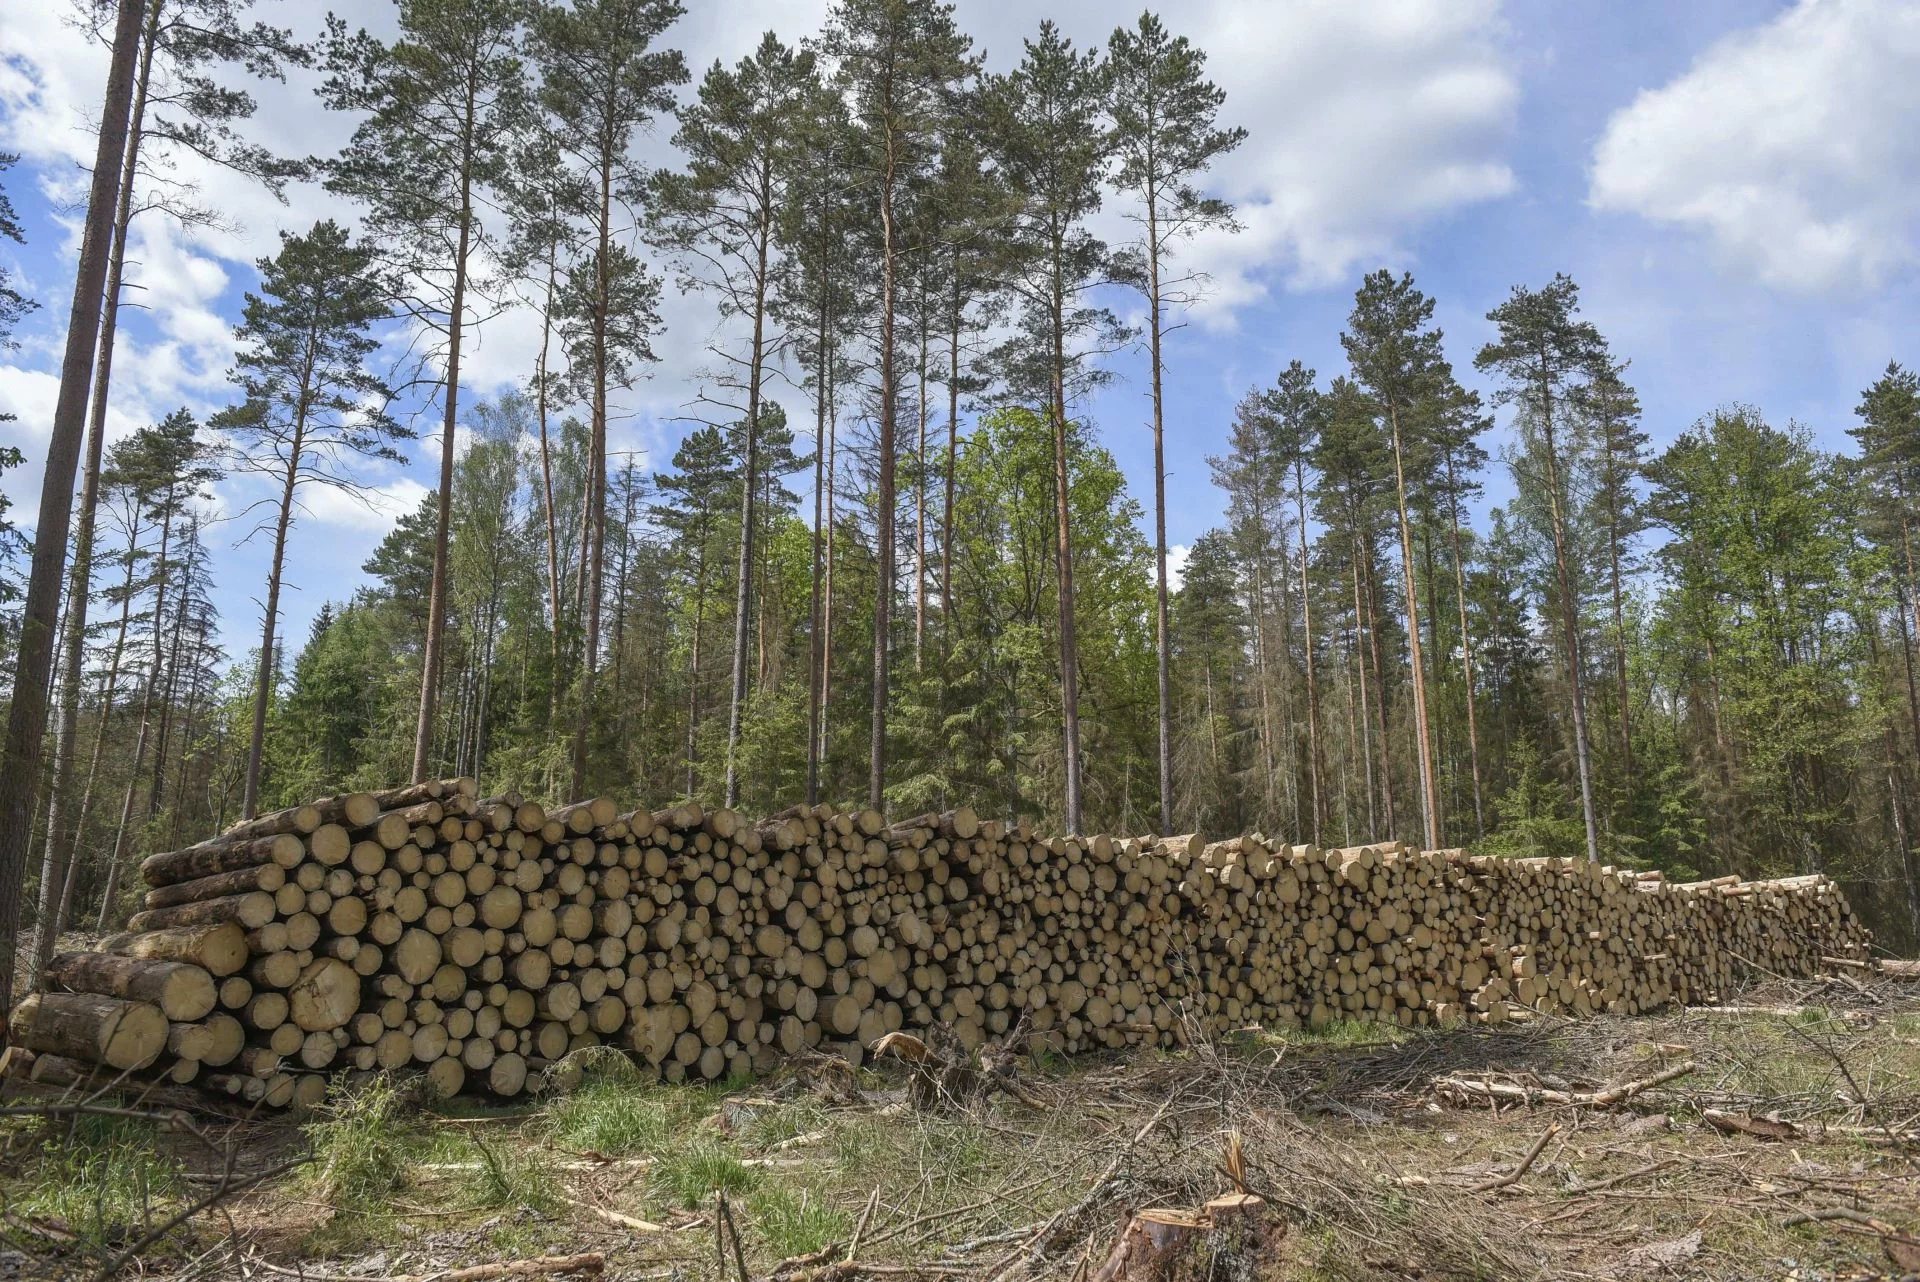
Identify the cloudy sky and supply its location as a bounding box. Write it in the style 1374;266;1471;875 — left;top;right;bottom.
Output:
2;0;1918;662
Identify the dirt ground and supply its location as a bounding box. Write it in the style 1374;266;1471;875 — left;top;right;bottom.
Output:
4;972;1918;1282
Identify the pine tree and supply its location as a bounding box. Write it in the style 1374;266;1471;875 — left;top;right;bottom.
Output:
984;21;1125;834
322;0;530;786
210;220;408;818
0;0;146;1019
820;0;976;812
1107;9;1243;836
1265;361;1326;844
651;32;814;808
529;0;686;797
1475;274;1608;862
1343;270;1445;850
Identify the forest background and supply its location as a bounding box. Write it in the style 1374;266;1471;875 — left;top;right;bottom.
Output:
1;0;1918;1015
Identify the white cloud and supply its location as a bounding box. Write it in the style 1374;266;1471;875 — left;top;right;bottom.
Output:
1165;542;1191;592
1589;0;1920;293
295;476;431;530
1166;0;1518;310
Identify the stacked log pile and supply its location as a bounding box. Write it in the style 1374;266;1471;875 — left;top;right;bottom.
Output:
3;782;1873;1107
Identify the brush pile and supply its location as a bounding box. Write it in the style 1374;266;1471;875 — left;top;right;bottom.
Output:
2;779;1873;1108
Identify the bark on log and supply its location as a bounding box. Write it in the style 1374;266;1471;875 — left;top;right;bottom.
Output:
9;991;169;1070
140;832;305;888
127;891;275;934
98;922;248;977
44;951;215;1022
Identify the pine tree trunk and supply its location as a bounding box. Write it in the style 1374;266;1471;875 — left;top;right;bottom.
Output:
243;418;306;818
942;259;961;660
53;526;141;946
1443;465;1487;839
723;193;772;810
414;92;479;788
1350;544;1376;839
535;249;564;737
870;143;897;813
99;496;176;930
914;276;929;673
1360;533;1399;838
806;319;828;805
572;129;614;798
0;0;146;1021
1383;399;1440;850
1291;462;1323;846
1147;203;1174;837
29;0;158;985
1538;398;1602;863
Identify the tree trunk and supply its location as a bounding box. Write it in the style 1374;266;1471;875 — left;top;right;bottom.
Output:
1147;202;1175;837
1048;248;1083;835
1443;462;1487;839
414;89;479;788
1383;399;1440;850
0;0;145;1024
1291;460;1323;846
572;125;614;799
1360;532;1398;838
942;257;961;660
870;146;897;813
243;427;304;820
723;193;773;809
98;496;175;930
536;248;564;736
1538;400;1602;863
1350;546;1376;839
914;275;929;672
806;248;830;806
29;0;160;985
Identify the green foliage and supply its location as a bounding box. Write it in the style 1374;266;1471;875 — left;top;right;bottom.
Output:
746;1184;850;1258
3;1109;182;1252
467;1134;561;1213
303;1076;416;1216
650;1139;760;1208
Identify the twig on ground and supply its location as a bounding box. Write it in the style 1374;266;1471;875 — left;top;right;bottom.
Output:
1470;1124;1559;1193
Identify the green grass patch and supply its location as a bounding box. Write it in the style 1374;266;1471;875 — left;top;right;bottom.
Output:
3;1107;182;1251
302;1075;417;1217
747;1183;850;1258
466;1134;561;1214
651;1139;760;1208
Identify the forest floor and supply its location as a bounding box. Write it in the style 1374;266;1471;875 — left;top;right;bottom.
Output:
3;972;1919;1282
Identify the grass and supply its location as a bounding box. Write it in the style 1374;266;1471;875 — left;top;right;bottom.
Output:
302;1075;417;1217
651;1138;760;1208
746;1183;850;1258
467;1134;561;1214
2;1107;183;1252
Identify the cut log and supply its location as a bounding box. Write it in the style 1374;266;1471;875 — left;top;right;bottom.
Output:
140;832;305;888
217;802;323;842
142;862;288;910
127;891;276;934
99;922;248;977
288;958;360;1032
9;991;169;1071
44;952;216;1022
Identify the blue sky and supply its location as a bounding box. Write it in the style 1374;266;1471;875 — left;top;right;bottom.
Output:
3;0;1918;665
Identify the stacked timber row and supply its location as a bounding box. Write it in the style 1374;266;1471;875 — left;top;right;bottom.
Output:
3;782;1873;1106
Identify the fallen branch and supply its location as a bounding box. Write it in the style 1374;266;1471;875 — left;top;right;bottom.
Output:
1434;1061;1696;1110
1469;1124;1558;1193
569;1200;666;1233
398;1254;605;1282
